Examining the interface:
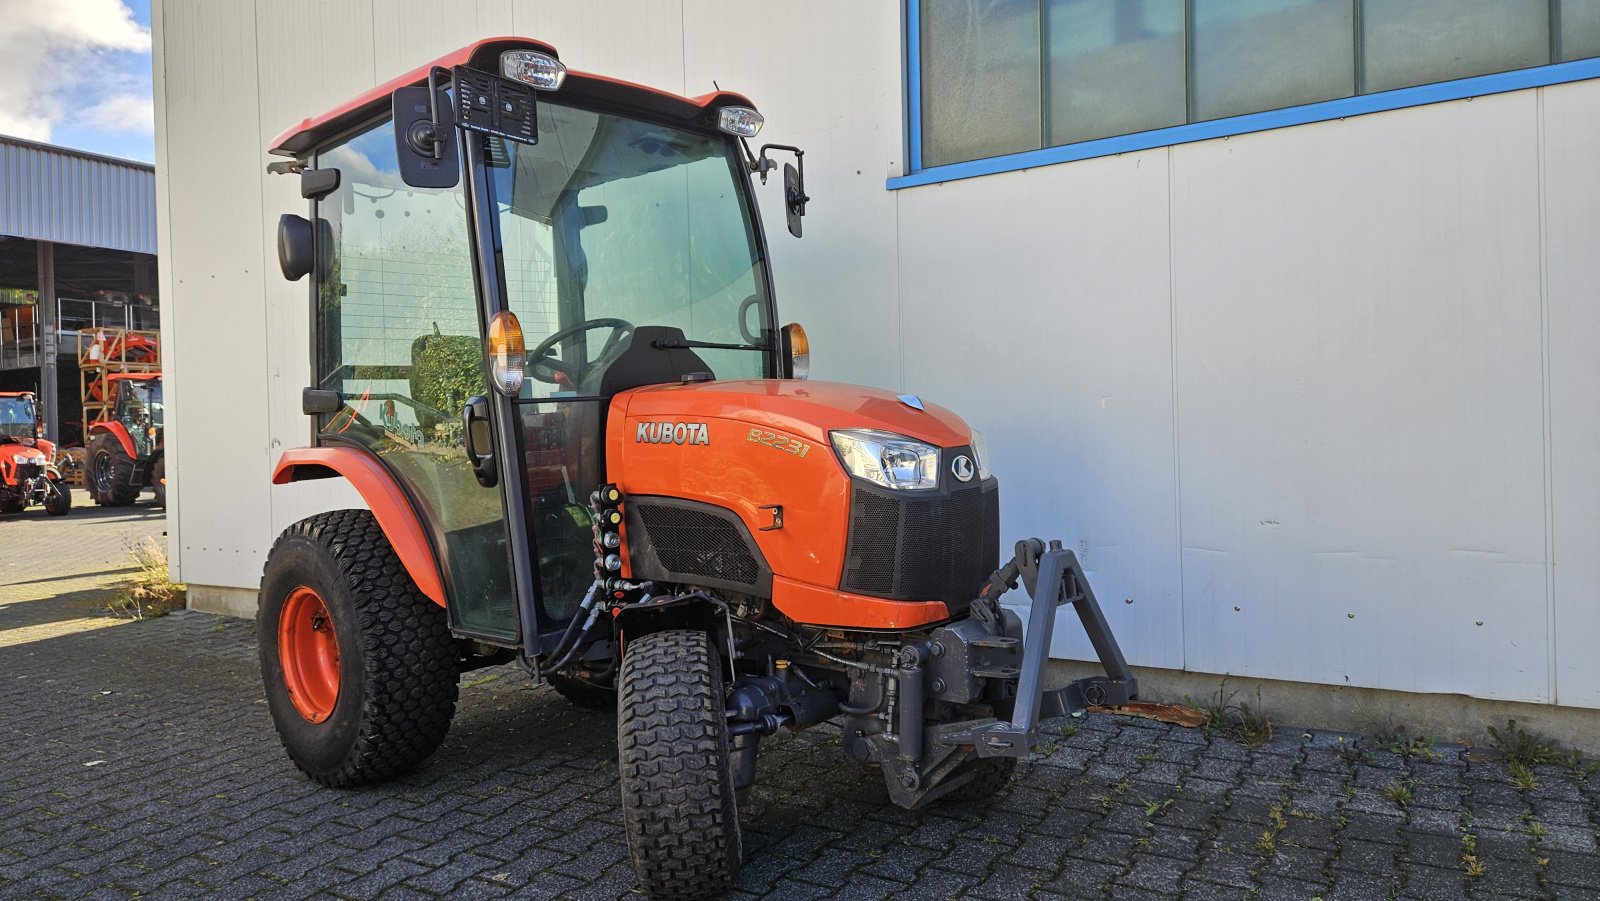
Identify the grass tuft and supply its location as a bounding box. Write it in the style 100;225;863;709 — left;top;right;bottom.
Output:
107;537;186;620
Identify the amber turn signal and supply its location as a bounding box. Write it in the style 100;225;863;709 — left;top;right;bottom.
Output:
487;311;525;396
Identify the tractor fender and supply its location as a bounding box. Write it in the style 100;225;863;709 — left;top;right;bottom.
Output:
271;447;447;607
614;592;733;658
89;421;137;459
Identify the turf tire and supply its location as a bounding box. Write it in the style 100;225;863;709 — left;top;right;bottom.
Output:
87;433;139;506
258;509;458;787
618;629;741;899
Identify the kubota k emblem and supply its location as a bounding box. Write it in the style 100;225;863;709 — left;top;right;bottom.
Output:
636;421;710;446
951;455;975;482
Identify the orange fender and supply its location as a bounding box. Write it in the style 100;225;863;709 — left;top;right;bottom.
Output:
271;447;447;607
89;421;137;459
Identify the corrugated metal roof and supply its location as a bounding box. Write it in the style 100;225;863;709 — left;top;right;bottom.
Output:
0;135;156;255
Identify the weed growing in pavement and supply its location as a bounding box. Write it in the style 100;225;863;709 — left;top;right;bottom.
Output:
1488;719;1557;767
1510;761;1538;792
1375;723;1435;760
1464;854;1486;879
1144;798;1174;818
1526;820;1547;840
107;537;185;620
1060;724;1080;738
1383;781;1414;806
1187;678;1273;748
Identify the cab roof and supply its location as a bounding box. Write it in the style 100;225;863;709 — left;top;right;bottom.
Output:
0;391;34;398
269;37;756;158
107;373;161;382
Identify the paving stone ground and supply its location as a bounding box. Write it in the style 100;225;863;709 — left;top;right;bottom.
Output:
4;504;1600;900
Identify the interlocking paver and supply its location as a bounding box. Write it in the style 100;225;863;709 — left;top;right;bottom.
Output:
6;507;1600;899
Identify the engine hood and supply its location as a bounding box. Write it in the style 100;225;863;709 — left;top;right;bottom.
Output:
616;379;973;448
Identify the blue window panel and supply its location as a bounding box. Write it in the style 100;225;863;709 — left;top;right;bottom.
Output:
919;0;1043;169
1045;0;1187;146
1561;0;1600;60
1363;0;1549;93
1193;0;1356;121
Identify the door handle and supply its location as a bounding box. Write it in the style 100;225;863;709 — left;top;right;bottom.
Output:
463;395;498;488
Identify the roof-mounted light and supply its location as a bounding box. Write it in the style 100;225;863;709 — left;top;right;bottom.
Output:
501;50;566;90
717;106;764;138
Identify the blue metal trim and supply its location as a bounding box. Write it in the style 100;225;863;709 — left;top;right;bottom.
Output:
905;0;922;173
890;56;1600;191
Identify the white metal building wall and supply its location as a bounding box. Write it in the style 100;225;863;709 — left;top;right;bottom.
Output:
152;0;1600;709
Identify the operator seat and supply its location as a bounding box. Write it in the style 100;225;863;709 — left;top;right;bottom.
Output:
587;325;713;397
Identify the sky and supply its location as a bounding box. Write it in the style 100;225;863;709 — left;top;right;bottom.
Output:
0;0;154;163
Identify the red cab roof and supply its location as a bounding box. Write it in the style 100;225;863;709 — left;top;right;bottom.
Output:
270;37;755;157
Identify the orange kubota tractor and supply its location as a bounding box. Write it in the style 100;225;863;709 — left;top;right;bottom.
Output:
262;38;1136;899
86;373;165;507
0;391;71;516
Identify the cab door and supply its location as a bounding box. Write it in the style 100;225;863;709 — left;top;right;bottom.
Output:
312;120;522;643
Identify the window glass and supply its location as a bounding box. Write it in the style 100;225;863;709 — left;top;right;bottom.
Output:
1193;0;1356;121
1560;0;1600;61
1363;0;1550;93
316;121;517;640
921;0;1043;167
1045;0;1186;145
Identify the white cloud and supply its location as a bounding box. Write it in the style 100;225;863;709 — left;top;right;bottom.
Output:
0;0;151;142
79;93;154;135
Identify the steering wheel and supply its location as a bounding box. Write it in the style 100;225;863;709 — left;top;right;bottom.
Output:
527;318;635;385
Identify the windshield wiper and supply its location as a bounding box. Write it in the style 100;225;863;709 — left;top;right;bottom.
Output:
652;337;770;352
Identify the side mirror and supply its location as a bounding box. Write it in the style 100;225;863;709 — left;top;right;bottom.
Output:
783;161;808;239
277;214;314;281
393;85;459;189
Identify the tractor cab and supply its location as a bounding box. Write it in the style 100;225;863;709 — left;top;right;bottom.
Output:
0;392;40;441
271;39;806;650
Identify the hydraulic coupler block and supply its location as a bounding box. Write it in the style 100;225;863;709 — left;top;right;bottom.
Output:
925;616;1023;705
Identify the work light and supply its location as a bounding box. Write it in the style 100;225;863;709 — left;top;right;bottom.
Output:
717;106;764;137
501;50;567;90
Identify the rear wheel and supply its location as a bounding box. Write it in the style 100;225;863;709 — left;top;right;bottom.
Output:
43;482;71;516
259;509;458;786
618;630;741;899
87;433;138;506
151;456;166;507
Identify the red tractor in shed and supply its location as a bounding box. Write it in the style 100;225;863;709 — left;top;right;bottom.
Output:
86;372;165;507
261;38;1137;899
0;391;71;516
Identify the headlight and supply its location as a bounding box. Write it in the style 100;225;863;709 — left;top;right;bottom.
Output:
968;428;991;481
13;454;32;464
830;429;939;490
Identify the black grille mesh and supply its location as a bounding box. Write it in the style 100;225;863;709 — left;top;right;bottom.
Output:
843;481;1000;604
635;503;760;586
13;462;42;482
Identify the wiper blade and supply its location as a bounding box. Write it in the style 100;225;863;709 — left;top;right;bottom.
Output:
652;337;770;352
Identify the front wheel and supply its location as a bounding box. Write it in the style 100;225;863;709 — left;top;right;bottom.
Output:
258;509;459;786
43;482;71;516
618;630;741;899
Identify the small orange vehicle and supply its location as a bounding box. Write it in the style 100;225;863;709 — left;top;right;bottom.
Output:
0;391;70;516
261;38;1137;900
86;373;164;507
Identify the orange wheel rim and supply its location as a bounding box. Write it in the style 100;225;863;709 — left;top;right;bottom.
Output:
279;586;340;723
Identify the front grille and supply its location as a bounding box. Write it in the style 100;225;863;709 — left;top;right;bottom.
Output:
842;478;1000;606
13;462;42;482
632;501;762;588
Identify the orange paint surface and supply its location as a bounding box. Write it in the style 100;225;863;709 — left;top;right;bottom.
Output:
271;447;447;607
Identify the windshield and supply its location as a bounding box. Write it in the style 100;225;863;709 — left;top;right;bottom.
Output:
126;381;164;427
489;102;771;398
0;397;34;438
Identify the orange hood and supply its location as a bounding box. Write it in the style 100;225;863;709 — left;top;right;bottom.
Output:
615;380;974;449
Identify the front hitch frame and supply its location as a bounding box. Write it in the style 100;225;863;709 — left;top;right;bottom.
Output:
935;539;1139;759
